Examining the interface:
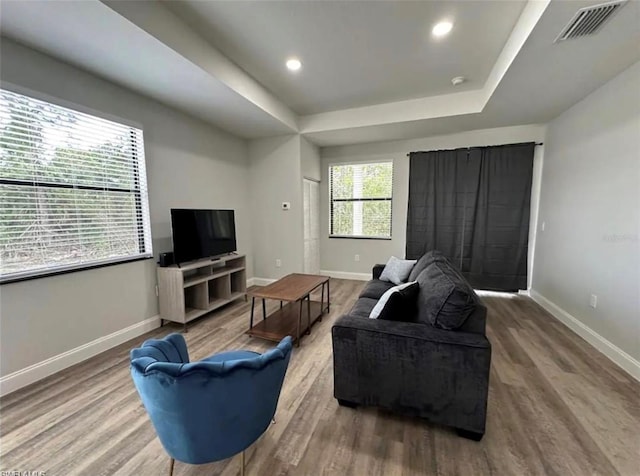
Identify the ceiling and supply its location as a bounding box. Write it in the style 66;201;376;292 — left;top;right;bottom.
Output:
304;0;640;145
1;0;638;146
164;0;527;115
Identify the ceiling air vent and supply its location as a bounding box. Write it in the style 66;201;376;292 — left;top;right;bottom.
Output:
555;0;627;42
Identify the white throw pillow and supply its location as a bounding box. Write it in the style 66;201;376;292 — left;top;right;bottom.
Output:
369;281;417;319
379;256;416;285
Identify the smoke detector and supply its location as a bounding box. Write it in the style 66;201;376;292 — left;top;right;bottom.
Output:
451;76;466;86
555;0;627;42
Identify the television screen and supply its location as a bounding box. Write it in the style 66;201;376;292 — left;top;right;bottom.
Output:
170;209;237;264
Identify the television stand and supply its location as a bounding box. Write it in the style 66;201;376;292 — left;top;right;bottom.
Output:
157;254;246;331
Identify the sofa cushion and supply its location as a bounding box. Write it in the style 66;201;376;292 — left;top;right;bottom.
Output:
369;281;419;321
359;280;395;300
408;250;446;282
415;259;478;330
379;256;416;285
349;297;379;318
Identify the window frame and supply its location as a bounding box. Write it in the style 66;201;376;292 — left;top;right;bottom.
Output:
328;160;394;240
0;85;153;285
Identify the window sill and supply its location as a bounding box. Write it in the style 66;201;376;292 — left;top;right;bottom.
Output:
329;235;392;241
0;255;154;285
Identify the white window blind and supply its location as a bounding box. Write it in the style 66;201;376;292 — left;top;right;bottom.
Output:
329;162;393;239
0;88;152;283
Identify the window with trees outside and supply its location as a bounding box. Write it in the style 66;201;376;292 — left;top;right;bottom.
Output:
0;88;152;284
329;161;393;239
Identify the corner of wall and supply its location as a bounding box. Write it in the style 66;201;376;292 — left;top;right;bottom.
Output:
247;134;305;279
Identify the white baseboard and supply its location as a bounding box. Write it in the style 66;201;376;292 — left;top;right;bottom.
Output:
320;270;370;281
0;315;161;397
250;272;370;286
249;277;276;287
530;290;640;382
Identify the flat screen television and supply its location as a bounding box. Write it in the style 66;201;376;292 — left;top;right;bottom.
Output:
170;209;237;265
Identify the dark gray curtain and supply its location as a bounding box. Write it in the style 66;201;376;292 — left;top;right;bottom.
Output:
406;148;474;261
406;143;534;291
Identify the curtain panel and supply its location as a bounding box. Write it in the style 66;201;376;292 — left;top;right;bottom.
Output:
406;143;534;291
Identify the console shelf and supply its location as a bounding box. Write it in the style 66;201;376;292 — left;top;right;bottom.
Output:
157;254;246;329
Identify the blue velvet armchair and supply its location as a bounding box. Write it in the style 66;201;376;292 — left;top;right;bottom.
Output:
130;333;293;475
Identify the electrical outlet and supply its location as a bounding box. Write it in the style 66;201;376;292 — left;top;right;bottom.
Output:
155;285;159;297
589;294;597;309
541;221;546;231
276;259;282;268
354;254;360;262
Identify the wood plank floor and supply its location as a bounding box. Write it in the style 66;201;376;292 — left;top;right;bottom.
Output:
1;279;638;475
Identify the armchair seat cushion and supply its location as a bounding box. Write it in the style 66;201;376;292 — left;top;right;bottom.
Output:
202;350;260;363
359;280;395;300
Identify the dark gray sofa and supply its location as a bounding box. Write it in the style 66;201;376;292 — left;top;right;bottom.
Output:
331;253;492;440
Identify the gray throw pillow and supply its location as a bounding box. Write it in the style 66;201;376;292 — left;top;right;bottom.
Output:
369;281;418;319
379;256;416;285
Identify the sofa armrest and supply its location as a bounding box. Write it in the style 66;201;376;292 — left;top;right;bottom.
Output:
331;315;491;434
333;315;490;349
372;264;386;280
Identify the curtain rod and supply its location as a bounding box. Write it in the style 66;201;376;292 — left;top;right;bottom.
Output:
405;142;544;157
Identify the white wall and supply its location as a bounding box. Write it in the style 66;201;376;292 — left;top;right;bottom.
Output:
0;39;252;378
320;124;546;279
532;61;640;363
248;135;304;279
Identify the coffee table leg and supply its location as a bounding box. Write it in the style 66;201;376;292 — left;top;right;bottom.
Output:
319;284;324;322
262;298;267;320
250;296;255;331
327;280;331;312
297;300;303;347
280;301;283;309
307;295;311;335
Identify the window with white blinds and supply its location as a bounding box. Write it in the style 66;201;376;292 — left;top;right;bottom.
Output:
0;88;152;283
329;161;393;239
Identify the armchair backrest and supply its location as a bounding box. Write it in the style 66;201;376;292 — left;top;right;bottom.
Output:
130;334;292;464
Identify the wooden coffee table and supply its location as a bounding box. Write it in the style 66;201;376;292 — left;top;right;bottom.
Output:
247;273;330;346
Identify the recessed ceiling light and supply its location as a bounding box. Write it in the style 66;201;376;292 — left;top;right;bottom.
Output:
286;58;302;71
432;21;453;37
